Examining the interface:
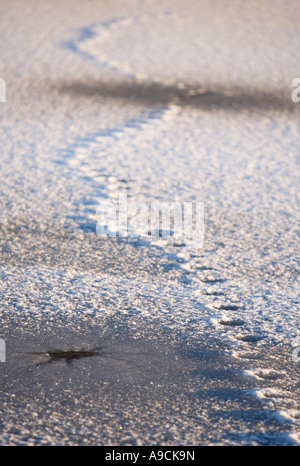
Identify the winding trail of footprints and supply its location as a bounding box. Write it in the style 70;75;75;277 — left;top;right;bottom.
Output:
59;14;300;443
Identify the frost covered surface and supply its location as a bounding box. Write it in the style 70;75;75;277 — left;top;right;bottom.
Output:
0;0;299;445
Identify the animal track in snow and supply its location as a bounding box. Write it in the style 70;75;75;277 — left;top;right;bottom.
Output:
218;319;245;327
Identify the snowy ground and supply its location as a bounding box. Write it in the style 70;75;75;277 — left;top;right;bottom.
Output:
0;0;299;445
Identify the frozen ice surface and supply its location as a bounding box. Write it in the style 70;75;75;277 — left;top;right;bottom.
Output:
0;0;299;445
